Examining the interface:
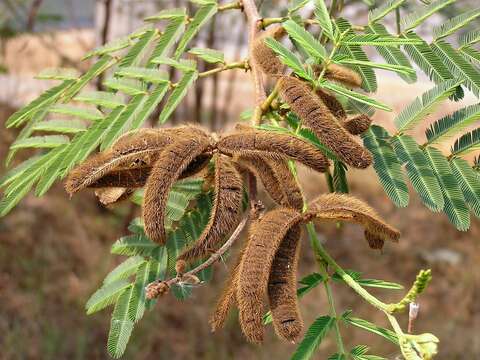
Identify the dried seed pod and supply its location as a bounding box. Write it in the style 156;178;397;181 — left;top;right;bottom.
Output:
364;230;385;250
237;155;303;210
237;207;303;343
307;193;400;248
210;215;261;332
315;88;347;121
95;188;135;206
65;126;205;195
325;64;362;88
252;26;286;76
343;114;372;135
278;76;372;169
176;155;244;265
88;168;152;188
218;129;330;173
268;224;303;342
143;132;212;244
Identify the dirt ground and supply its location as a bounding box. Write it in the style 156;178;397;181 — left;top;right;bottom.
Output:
0;31;479;360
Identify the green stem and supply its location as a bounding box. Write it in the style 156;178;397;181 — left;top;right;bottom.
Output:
198;60;249;78
218;1;242;12
395;8;401;35
307;223;346;355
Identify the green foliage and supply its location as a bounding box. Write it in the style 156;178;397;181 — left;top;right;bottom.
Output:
291;316;335;360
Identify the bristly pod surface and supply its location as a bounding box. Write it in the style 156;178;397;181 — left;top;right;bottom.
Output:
65;126;202;195
268;224;303;342
307;193;400;249
324;64;363;88
343;114;373;136
176;155;244;267
252;26;286;77
315;88;347;121
210;214;261;332
143;129;212;244
278;76;373;169
218;128;330;173
236;155;303;210
237;207;304;343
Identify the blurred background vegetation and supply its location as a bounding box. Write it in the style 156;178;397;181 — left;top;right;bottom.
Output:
0;1;478;359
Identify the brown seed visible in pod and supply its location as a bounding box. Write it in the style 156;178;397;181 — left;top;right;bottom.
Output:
210;215;261;332
278;76;372;169
218;129;330;173
237;207;303;343
315;88;347;121
252;26;286;76
268;224;303;342
343;114;372;135
176;155;244;265
306;193;400;246
143;132;212;244
65;126;205;195
95;188;135;206
325;63;362;88
237;155;303;210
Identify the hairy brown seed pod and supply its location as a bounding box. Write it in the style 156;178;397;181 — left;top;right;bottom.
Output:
306;193;400;247
252;26;286;76
268;224;303;342
364;230;385;250
210;213;262;332
176;155;243;265
95;188;135;206
325;64;362;88
218;129;330;173
237;155;303;210
237;207;303;343
87;168;152;188
343;114;372;135
143;132;212;244
315;88;347;121
65;126;205;195
278;76;372;169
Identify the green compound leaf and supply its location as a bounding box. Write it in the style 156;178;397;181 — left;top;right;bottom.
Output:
402;32;454;86
392;134;444;211
107;286;136;359
336;18;377;93
320;81;391;111
9;135;70;150
32;119;87;134
188;47;225;64
159;70;198;124
450;157;480;218
291;316;335;360
401;0;455;32
366;24;416;83
425;103;480;145
283;19;327;61
342;315;399;345
431;40;480;97
6;80;74;128
368;0;406;24
264;37;312;81
86;280;132;315
424;147;470;231
394;79;461;132
451;128;480;156
103;256;146;285
174;3;217;59
433;8;480;41
362;126;410;208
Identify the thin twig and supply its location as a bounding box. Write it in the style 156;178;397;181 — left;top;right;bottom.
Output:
145;202;264;300
26;0;44;31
